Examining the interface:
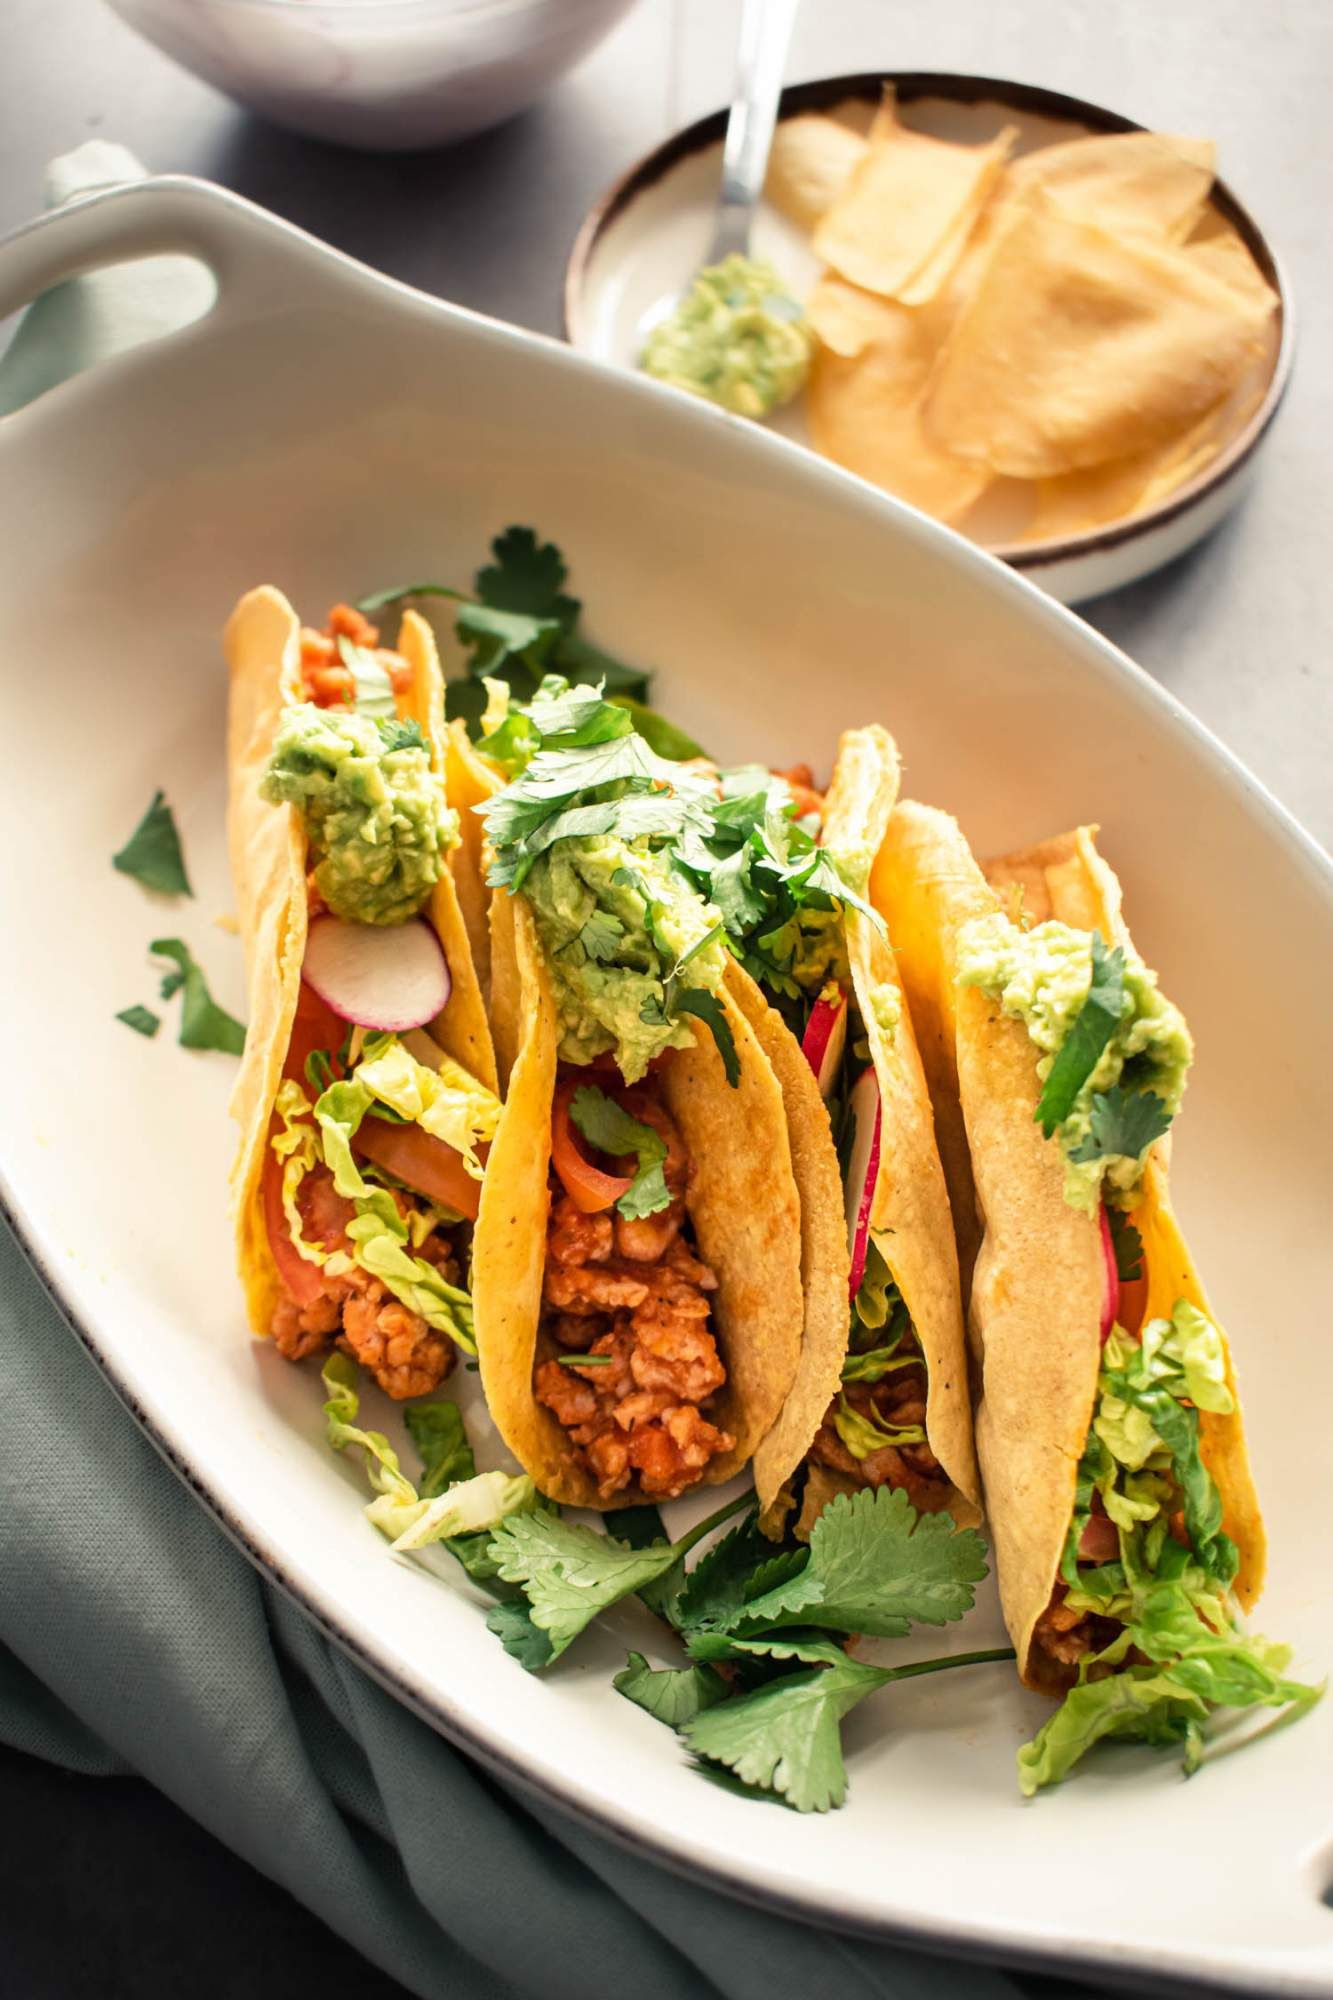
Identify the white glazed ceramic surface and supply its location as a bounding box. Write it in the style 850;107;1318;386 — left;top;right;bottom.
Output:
104;0;640;150
0;178;1329;1993
565;80;1291;606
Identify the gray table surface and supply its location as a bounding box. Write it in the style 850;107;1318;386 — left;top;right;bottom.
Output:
2;0;1330;843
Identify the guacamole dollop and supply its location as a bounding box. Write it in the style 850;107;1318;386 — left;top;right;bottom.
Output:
524;835;727;1080
956;912;1193;1210
262;704;458;926
640;254;813;419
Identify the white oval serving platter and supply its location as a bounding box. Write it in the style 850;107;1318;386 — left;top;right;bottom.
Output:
0;176;1330;1993
564;72;1293;606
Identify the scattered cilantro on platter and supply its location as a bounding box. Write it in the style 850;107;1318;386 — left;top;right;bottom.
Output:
149;939;246;1055
115;1004;161;1038
112;789;192;897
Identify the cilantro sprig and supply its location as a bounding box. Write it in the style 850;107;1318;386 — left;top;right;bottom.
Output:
149;939;246;1055
358;527;653;734
1070;1084;1173;1166
568;1085;671;1218
672;771;883;1023
489;1482;1005;1812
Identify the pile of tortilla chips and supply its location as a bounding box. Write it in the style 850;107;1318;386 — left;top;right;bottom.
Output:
765;94;1280;543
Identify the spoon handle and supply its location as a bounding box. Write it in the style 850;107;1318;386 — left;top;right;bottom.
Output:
707;0;800;265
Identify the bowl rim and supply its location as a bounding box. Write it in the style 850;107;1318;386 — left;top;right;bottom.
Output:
562;68;1294;572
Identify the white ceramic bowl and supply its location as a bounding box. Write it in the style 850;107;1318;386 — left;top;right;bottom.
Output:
0;178;1330;1993
565;73;1293;605
104;0;640;150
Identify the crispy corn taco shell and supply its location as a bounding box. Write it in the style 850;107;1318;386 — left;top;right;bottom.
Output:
871;802;1264;1690
224;588;496;1338
751;727;979;1530
470;902;806;1510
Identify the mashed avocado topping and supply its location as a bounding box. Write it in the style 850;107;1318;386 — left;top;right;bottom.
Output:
1017;1302;1319;1793
525;835;728;1080
262;704;458;926
640;254;814;419
956;912;1193;1211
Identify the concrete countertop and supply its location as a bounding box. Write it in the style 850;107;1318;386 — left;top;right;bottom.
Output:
2;0;1329;841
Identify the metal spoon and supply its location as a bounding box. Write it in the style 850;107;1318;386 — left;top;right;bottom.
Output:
636;0;801;345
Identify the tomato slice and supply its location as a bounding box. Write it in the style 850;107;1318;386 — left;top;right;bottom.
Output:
550;1079;634;1214
352;1116;482;1222
261;1142;325;1308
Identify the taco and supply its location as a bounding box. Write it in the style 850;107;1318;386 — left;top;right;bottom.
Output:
226;589;501;1401
455;680;808;1507
696;728;979;1536
873;803;1315;1788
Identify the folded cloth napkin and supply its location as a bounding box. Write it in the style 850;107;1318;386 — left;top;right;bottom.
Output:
0;149;1111;2000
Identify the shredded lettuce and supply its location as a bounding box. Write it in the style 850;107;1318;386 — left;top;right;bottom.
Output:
833;1394;925;1460
353;1034;499;1179
321;1356;534;1547
270;1033;495;1354
1022;1300;1321;1790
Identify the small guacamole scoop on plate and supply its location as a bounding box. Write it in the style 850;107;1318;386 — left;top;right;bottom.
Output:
640;252;813;419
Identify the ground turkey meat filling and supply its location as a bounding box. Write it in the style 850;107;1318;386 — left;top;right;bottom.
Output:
534;1090;734;1502
270;1164;459;1402
807;1338;952;1515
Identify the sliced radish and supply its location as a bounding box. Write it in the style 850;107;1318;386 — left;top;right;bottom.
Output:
303;915;450;1032
801;987;848;1099
1098;1203;1120;1342
844;1064;882;1299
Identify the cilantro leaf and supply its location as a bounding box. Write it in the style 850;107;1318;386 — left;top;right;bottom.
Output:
115;1004;160;1038
685;1630;853;1669
1069;1085;1173;1167
1036;931;1125;1136
728;1486;988;1639
486;1597;556;1671
578;909;625;962
488;1492;750;1663
1107;1206;1145;1283
490;1515;685;1660
112;790;192;897
405;1402;476;1499
476;526;580;631
377;717;427;754
671;989;740;1088
149;940;245;1055
569;1085;670;1219
683;1658;892;1813
671;1513;806;1635
615;1652;731;1727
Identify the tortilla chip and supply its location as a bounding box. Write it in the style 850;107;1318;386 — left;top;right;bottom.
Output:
224;590;496;1333
924;193;1273;478
806;297;992;522
1005;131;1216;243
814;95;1016;303
765;113;870;228
1184;224;1279;314
472;926;805;1508
984;827;1265;1619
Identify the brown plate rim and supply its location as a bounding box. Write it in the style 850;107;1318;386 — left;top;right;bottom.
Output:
562;69;1293;573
